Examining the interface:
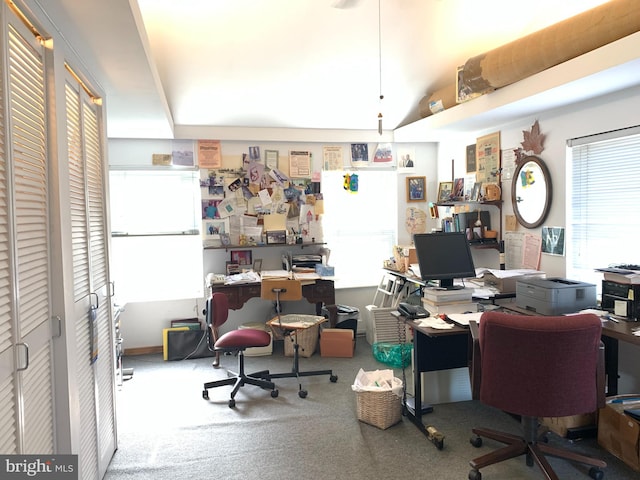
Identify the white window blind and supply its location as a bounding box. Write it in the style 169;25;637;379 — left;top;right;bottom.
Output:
321;170;397;288
567;126;640;292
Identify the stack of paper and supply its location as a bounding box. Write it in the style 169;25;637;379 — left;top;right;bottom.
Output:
260;270;291;279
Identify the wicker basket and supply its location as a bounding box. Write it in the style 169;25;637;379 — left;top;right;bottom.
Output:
355;389;402;430
283;324;319;357
269;314;323;358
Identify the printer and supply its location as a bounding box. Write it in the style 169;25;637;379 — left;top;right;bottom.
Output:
516;277;596;315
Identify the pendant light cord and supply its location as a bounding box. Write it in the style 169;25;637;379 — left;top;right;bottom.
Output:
377;0;383;134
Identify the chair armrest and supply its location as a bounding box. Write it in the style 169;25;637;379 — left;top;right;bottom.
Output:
596;340;606;408
468;320;481;400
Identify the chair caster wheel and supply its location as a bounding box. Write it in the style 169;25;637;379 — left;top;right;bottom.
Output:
228;398;236;408
298;390;308;398
202;390;209;400
330;374;338;383
470;435;482;448
271;389;279;398
589;467;604;480
468;469;481;480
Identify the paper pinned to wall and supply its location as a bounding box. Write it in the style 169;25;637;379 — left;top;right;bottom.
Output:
504;232;542;270
263;213;287;232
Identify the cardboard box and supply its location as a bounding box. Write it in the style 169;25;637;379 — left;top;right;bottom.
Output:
320;328;355;358
541;413;596;438
598;394;640;471
481;271;544;293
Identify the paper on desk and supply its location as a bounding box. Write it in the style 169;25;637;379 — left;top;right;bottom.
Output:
414;317;455;329
475;267;543;279
260;270;291;279
447;312;483;326
472;287;499;299
224;271;261;284
293;272;320;281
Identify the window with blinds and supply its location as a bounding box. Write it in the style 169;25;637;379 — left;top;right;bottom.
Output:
567;126;640;292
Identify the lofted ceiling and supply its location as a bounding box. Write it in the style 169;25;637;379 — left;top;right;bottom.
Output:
36;0;618;139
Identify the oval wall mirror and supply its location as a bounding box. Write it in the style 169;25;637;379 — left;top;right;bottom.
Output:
511;155;552;229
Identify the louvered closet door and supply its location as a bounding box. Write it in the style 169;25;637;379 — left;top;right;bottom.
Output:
0;19;54;454
66;76;115;479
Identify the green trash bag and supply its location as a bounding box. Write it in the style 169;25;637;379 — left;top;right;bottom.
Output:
372;342;413;369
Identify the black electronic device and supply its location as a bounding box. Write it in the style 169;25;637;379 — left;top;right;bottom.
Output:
601;280;640;320
413;232;476;290
398;302;429;319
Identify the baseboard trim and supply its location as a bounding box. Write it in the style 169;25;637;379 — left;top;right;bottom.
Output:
125;346;163;356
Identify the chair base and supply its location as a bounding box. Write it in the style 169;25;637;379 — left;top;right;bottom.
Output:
202;350;278;408
265;341;337;398
469;418;606;480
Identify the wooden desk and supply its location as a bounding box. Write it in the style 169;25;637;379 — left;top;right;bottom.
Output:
211;279;338;325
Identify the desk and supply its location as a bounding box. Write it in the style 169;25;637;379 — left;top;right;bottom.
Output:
400;314;469;442
383;268;515;305
211;279;338;326
401;306;640;444
500;303;640;396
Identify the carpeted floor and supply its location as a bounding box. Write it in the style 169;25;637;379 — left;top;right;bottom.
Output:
105;336;637;480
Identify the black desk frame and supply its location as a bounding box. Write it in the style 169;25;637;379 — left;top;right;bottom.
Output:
399;314;469;442
399;305;640;444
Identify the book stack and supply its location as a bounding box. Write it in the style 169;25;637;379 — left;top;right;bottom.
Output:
422;288;476;316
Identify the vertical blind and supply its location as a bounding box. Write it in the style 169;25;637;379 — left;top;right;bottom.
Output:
567;126;640;291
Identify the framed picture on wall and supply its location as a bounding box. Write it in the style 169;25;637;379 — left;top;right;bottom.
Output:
266;230;286;245
406;176;426;202
437;181;453;203
230;250;252;265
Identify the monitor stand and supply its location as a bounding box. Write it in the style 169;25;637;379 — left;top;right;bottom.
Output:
438;279;464;290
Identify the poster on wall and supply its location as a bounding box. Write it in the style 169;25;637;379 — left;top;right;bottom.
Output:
197;140;222;168
171;140;195;166
323;146;343;170
476;132;500;184
466;144;477;174
289;150;311;178
541;226;565;256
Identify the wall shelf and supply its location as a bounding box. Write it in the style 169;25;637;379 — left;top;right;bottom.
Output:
204;242;327;252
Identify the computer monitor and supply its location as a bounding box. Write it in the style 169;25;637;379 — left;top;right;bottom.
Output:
413;232;476;290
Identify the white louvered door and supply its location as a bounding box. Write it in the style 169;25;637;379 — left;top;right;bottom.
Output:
66;75;115;479
0;17;54;454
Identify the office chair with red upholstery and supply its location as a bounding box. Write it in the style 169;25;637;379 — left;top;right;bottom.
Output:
468;311;606;480
202;292;278;408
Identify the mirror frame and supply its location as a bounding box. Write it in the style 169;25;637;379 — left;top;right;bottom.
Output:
511;155;552;229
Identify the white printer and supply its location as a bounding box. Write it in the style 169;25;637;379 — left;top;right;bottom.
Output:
516;277;596;315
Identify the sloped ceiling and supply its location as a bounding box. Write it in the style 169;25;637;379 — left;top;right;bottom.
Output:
36;0;628;139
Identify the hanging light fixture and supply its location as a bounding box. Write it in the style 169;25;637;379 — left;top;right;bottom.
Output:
377;0;383;135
